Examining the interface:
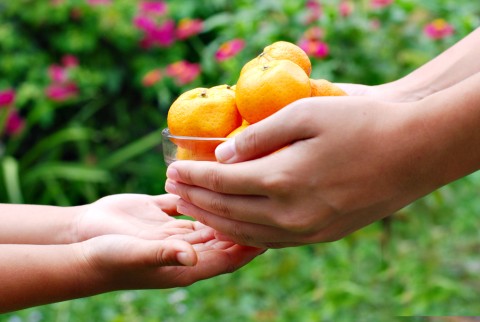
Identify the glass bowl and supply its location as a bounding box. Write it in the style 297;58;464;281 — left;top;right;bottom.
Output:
161;128;229;165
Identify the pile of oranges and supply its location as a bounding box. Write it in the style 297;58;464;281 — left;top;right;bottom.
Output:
166;41;346;160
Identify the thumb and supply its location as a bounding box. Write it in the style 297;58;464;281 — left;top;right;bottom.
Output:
215;99;316;163
142;239;198;267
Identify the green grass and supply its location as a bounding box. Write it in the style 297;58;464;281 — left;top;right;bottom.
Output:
3;172;480;321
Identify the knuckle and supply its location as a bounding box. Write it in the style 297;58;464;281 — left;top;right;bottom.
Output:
208;196;231;218
231;221;253;245
259;171;292;197
238;127;261;155
205;168;223;192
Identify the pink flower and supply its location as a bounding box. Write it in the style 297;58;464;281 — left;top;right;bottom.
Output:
5;110;25;136
305;0;322;24
303;26;325;40
48;65;68;83
298;39;329;59
370;19;381;30
339;1;353;17
215;39;245;62
139;1;167;16
0;89;15;107
370;0;393;9
62;55;79;68
142;69;163;87
87;0;111;5
176;18;203;40
424;19;454;40
136;18;176;48
166;61;201;85
45;83;78;102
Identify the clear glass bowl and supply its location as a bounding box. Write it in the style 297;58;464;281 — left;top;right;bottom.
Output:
161;128;229;165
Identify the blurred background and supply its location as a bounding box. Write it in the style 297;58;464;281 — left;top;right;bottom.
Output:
1;0;480;320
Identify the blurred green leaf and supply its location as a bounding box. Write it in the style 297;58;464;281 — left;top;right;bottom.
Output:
1;156;23;203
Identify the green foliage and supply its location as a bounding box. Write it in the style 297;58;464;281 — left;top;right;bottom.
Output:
1;0;480;320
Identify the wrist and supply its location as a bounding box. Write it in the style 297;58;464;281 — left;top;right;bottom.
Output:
374;77;436;103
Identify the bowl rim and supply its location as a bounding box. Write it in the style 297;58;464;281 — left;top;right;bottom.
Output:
162;128;230;141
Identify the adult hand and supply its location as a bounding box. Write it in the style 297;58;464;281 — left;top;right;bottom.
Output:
165;96;444;248
75;194;185;242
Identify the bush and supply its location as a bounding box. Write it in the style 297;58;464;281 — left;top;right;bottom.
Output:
1;0;478;205
1;0;480;320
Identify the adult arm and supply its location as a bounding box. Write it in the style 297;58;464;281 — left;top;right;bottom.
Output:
165;71;480;248
338;27;480;102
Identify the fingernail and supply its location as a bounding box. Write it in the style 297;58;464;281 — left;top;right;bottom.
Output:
166;166;179;181
164;180;177;194
176;252;195;266
215;138;236;163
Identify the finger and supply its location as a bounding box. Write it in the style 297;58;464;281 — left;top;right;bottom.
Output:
151;194;181;216
166;161;268;195
181;244;264;284
166;225;216;244
333;83;370;96
168;180;277;227
146;239;198;267
214;99;318;163
177;200;306;248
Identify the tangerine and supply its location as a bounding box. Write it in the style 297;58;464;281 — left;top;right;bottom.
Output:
310;79;347;97
167;85;241;153
236;59;311;124
241;41;312;77
167;85;241;138
227;120;250;138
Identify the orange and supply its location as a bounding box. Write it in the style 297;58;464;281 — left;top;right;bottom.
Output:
310;79;347;97
236;59;311;124
167;85;241;138
241;41;312;77
227;120;250;138
176;147;217;161
167;85;241;153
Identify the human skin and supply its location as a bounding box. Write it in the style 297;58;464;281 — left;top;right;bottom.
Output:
164;28;480;248
0;194;263;312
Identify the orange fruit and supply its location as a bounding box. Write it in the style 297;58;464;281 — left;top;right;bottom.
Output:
236;59;311;124
176;147;217;161
310;79;347;97
241;41;312;77
227;120;250;138
167;85;241;138
167;85;241;153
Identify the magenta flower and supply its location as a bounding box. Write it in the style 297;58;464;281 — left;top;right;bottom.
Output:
136;18;176;48
0;89;15;107
339;1;353;17
424;19;454;40
303;26;325;40
215;39;245;62
45;83;78;102
298;39;329;59
142;69;163;87
48;65;68;83
166;61;201;85
176;18;203;40
305;0;322;24
370;0;393;9
140;1;167;16
5;110;25;136
62;55;79;68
